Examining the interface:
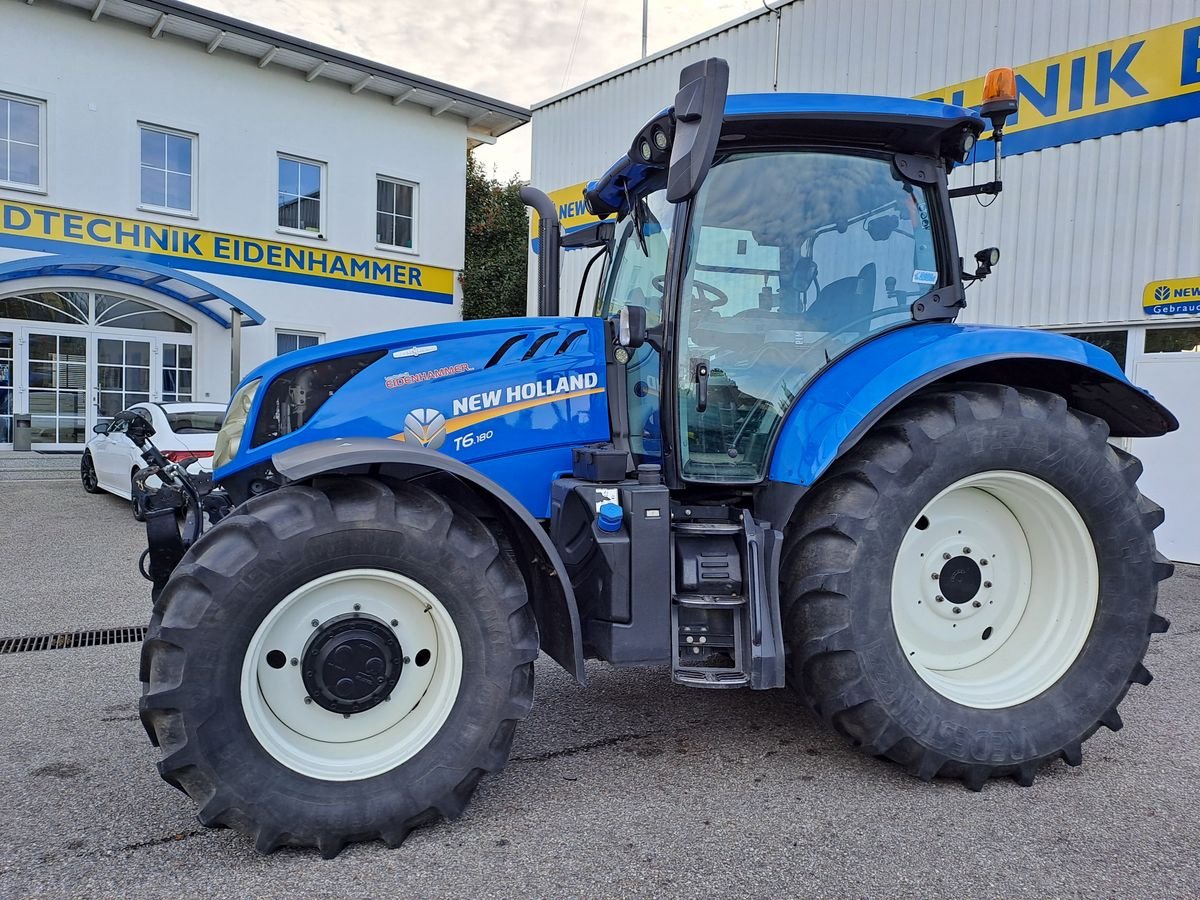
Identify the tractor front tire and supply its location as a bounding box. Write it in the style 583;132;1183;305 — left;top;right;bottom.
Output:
782;383;1172;789
139;476;537;857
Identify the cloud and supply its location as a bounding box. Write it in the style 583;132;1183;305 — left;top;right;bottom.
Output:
200;0;764;178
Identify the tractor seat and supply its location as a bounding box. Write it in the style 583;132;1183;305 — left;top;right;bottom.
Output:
804;263;876;332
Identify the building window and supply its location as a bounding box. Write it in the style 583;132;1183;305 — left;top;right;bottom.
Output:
376;177;416;250
139;125;196;214
1063;329;1128;369
278;154;324;235
0;93;45;191
1145;326;1200;354
276;330;322;356
162;342;194;402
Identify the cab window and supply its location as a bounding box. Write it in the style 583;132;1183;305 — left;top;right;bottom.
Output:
677;149;942;482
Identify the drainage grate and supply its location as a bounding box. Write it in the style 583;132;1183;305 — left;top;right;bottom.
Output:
0;625;147;655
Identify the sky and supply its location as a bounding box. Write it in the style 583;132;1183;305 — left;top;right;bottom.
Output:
202;0;767;181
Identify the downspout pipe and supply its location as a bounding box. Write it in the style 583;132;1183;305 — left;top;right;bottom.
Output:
520;186;561;317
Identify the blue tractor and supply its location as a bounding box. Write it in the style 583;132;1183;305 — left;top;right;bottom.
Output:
132;59;1176;857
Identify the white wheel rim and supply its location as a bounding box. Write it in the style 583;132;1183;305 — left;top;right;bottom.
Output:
891;471;1098;709
240;568;463;781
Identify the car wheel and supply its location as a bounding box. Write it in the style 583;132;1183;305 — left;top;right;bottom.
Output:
80;452;102;494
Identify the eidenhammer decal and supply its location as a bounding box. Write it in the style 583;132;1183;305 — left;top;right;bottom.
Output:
385;363;473;389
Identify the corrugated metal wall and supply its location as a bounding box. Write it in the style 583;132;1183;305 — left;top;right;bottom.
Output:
531;0;1200;328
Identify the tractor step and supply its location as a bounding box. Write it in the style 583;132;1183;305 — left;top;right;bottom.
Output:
670;508;786;690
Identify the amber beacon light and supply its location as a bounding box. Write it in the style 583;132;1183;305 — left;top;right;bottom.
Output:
980;66;1018;131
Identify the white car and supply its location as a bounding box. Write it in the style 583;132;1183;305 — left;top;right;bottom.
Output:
81;401;226;519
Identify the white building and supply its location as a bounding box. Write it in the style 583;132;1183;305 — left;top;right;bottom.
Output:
529;0;1200;561
0;0;527;450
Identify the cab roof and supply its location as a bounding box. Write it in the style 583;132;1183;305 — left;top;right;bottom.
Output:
585;93;984;217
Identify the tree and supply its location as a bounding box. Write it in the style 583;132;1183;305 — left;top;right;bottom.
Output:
461;152;529;320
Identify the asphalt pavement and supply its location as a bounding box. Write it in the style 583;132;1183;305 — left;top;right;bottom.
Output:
1;470;1197;898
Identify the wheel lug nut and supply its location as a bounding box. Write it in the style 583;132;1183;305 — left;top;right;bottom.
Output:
931;573;939;580
952;606;961;614
943;552;952;560
984;581;992;588
311;619;319;628
935;595;944;603
963;547;972;554
980;559;988;566
290;657;298;666
304;697;313;704
972;600;982;608
391;619;399;626
353;603;361;611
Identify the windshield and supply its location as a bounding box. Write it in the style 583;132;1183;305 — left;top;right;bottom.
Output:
677;149;942;482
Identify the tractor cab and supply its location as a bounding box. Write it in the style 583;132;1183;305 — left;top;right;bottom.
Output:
538;59;992;493
594;95;978;484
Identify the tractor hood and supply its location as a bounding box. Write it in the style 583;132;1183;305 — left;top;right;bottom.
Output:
215;316;611;516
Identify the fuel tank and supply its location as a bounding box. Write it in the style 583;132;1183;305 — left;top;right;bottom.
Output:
218;316;611;518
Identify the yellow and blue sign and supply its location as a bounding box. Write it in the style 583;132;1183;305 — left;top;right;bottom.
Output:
535;16;1200;248
919;17;1200;160
529;180;592;250
1144;276;1200;316
0;200;455;304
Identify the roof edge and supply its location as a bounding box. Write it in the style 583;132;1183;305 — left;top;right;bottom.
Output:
82;0;531;125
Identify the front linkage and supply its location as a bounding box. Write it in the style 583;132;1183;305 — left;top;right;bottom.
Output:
118;410;231;600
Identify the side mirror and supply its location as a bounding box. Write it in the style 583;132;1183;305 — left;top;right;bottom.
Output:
666;57;730;204
92;423;109;435
618;305;647;349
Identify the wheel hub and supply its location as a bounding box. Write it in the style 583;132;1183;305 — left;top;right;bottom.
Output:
302;614;403;714
939;555;981;605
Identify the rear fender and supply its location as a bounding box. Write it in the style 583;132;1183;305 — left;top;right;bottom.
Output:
766;322;1176;491
272;437;586;684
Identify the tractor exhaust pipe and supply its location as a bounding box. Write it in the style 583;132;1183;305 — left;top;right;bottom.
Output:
521;186;561;317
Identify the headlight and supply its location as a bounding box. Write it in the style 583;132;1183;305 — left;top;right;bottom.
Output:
213;378;260;470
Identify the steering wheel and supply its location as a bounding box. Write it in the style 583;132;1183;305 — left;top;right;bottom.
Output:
651;275;729;312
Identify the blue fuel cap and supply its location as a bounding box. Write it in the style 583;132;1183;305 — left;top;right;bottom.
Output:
597;502;624;533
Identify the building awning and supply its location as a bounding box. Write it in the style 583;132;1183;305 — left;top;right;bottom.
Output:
0;254;265;329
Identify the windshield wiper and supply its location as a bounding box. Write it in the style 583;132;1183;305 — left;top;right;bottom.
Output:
624;182;649;258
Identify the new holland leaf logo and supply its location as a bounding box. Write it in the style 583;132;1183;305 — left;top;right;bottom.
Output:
1154;285;1171;302
403;408;447;450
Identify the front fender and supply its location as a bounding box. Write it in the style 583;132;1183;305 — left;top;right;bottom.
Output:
272;437;586;684
768;323;1177;488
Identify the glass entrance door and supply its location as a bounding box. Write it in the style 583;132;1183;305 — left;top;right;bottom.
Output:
96;337;152;429
28;332;88;448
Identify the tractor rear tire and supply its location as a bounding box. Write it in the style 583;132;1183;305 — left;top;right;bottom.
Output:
781;383;1172;789
139;476;537;857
